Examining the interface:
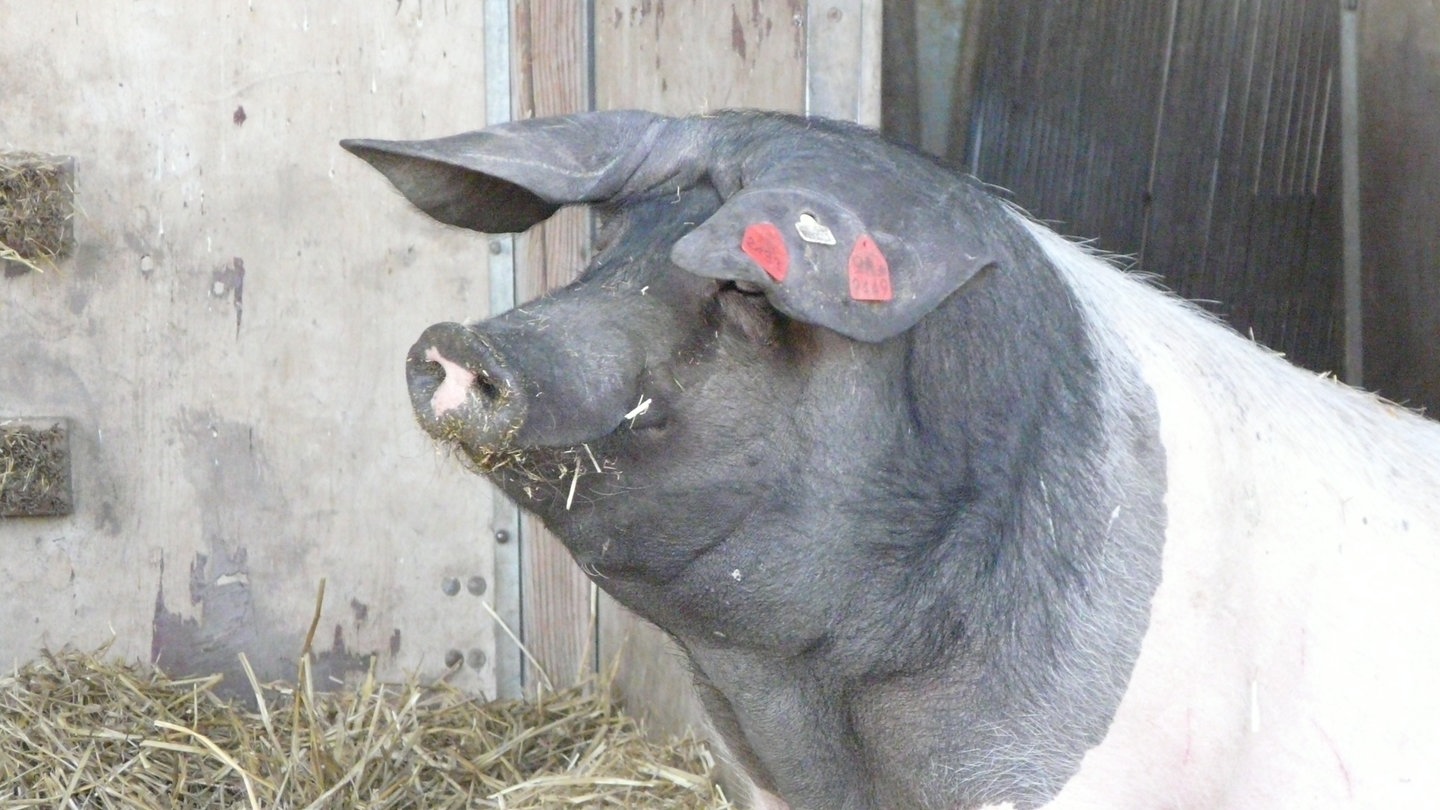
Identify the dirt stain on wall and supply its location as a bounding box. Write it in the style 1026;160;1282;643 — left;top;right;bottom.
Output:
149;412;373;702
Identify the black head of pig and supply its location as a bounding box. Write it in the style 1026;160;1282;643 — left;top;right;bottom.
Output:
343;111;1166;810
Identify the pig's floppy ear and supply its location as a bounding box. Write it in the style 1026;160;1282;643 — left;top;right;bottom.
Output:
341;111;665;234
670;184;997;343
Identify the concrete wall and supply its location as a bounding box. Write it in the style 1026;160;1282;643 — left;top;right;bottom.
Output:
1;2;502;697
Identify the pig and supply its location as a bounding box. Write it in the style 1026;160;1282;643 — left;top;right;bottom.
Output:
342;110;1440;810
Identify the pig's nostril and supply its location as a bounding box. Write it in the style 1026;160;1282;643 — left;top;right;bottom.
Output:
473;370;500;402
423;356;497;397
424;346;502;416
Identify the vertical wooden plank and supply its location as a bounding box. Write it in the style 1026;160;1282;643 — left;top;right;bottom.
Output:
1358;0;1440;412
808;0;883;125
945;0;988;165
593;0;806;115
591;0;808;737
913;0;970;155
881;0;921;146
885;0;985;156
510;0;594;693
1339;0;1361;386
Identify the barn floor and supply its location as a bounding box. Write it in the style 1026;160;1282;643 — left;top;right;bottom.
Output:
0;645;732;809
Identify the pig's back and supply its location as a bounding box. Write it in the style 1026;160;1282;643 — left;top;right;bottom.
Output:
1023;216;1440;808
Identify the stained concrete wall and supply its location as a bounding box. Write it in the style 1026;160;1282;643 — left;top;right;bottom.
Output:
1;2;502;697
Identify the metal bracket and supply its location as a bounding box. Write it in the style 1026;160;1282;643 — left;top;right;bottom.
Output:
484;0;524;701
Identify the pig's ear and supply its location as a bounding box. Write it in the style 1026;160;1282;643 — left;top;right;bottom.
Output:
341;111;665;234
670;186;997;343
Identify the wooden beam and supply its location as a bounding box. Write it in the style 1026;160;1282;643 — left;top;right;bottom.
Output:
591;0;810;734
510;0;594;693
593;0;806;114
806;0;883;125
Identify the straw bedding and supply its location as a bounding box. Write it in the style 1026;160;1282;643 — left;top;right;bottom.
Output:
0;645;733;809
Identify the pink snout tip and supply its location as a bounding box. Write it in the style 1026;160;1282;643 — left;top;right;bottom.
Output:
425;346;478;417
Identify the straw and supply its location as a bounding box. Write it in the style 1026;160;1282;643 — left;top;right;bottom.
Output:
0;645;732;809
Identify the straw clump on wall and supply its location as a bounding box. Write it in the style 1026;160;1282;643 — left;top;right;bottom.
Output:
0;420;73;517
0;646;733;809
0;152;74;275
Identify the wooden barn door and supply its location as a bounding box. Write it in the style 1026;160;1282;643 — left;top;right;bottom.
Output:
964;0;1345;377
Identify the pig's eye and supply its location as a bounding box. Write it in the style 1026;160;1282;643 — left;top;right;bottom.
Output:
721;279;766;296
715;279;781;344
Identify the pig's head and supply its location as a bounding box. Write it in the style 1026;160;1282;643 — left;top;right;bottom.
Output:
341;112;1013;616
343;111;1166;809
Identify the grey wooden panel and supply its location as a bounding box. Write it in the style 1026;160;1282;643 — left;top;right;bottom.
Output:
1359;0;1440;413
1144;0;1341;373
509;0;596;694
883;0;923;146
808;0;883;125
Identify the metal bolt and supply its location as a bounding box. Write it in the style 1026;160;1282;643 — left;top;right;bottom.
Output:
489;240;504;255
466;576;487;596
441;577;461;596
494;529;511;544
444;649;463;668
468;648;488;670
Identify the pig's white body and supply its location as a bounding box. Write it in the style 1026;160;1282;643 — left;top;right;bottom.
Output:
1031;219;1440;808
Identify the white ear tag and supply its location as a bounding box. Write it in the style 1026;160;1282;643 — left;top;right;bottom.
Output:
795;212;837;245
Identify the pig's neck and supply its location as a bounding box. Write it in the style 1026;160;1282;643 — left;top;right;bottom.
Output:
881;226;1168;805
684;220;1169;809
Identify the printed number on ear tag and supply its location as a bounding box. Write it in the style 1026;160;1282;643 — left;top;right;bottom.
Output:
741;222;788;283
848;234;893;302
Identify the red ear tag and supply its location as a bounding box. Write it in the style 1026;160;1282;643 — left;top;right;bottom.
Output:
848;234;893;302
741;222;788;282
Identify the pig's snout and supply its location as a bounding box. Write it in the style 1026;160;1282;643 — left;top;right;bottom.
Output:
407;322;525;450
